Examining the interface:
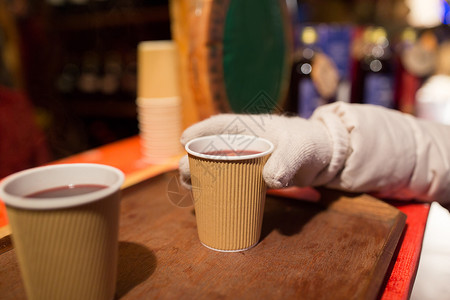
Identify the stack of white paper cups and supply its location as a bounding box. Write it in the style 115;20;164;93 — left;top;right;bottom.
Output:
137;96;183;162
137;40;183;163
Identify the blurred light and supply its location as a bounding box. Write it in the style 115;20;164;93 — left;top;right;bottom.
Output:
302;27;318;45
299;63;312;75
369;60;382;72
406;0;443;27
372;45;385;58
302;48;314;60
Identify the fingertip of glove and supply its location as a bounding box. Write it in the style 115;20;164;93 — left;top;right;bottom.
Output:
262;154;292;189
263;171;287;189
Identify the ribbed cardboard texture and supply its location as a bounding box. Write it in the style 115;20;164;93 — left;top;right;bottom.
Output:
189;154;269;251
6;193;121;300
137;41;180;98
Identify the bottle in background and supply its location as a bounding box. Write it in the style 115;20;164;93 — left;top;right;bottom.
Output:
393;27;422;114
55;60;80;99
361;27;395;108
99;51;122;98
288;26;338;118
316;24;353;103
349;26;368;104
78;51;101;99
289;26;321;118
120;51;137;100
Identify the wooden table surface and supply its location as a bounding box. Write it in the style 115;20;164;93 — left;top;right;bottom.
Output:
1;170;412;300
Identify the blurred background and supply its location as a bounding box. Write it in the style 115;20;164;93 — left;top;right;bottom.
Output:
0;0;449;170
1;2;450;299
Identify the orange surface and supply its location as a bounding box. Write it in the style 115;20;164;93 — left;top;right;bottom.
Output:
52;135;182;188
0;135;182;229
0;201;6;228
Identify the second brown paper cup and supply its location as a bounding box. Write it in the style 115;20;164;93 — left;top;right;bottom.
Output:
185;134;274;252
0;163;124;300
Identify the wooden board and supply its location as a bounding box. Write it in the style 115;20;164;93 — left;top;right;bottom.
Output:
0;171;406;300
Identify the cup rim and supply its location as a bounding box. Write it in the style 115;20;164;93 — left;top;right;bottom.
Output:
185;134;274;161
0;163;125;210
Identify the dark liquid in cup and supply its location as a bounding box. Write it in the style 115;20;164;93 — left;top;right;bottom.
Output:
26;184;108;198
203;150;261;156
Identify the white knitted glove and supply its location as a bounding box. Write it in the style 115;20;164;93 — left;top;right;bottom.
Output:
179;101;450;207
179;113;346;189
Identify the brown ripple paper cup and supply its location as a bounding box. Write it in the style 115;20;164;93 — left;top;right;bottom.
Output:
0;163;124;300
185;134;274;252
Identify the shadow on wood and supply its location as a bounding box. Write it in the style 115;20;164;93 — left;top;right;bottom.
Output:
261;195;323;240
260;187;358;240
115;241;157;298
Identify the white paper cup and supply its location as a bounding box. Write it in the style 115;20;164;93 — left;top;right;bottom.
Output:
185;134;274;252
138;120;182;129
136;94;183;163
140;136;182;144
140;136;181;144
136;96;180;107
137;41;180;98
0;163;125;300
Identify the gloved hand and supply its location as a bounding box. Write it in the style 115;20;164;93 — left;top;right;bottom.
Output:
179;113;346;189
181;100;450;206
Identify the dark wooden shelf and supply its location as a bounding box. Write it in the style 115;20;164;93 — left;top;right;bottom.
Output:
53;6;169;31
67;99;137;118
